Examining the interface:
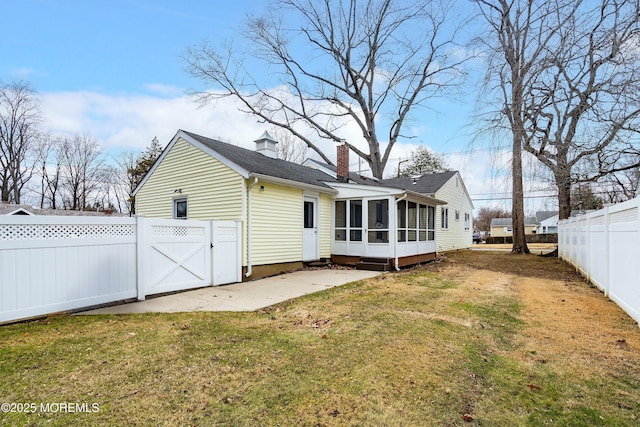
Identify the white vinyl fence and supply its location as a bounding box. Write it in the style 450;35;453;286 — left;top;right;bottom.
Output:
558;197;640;325
0;216;241;324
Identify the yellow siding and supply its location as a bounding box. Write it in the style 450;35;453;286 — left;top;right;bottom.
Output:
135;138;243;220
319;193;332;258
250;182;303;265
491;225;536;237
435;174;474;252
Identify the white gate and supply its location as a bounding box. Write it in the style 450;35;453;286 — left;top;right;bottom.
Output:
212;220;242;285
137;218;211;299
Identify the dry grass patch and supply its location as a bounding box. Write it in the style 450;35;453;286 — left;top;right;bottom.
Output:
1;250;639;426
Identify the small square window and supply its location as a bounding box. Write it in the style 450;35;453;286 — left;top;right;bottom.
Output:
174;198;187;220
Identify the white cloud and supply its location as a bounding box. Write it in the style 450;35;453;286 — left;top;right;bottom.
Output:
39;91;269;153
37;88;555;215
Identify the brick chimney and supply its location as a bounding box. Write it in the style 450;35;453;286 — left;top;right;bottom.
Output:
337;143;349;182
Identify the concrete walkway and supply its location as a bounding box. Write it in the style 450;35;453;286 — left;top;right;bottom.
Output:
79;269;380;315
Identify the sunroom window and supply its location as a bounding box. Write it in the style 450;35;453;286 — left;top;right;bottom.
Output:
368;199;389;243
350;200;363;241
335;200;346;241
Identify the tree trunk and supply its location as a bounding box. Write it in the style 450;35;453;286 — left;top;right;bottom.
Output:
556;170;572;220
511;131;530;254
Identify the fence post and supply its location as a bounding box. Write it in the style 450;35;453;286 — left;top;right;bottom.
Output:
136;216;147;301
603;206;610;297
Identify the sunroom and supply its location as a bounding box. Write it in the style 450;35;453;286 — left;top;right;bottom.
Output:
330;183;447;270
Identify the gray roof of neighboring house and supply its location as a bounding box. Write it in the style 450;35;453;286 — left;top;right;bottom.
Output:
0;204;122;216
535;211;558;223
490;217;538;227
183;131;338;189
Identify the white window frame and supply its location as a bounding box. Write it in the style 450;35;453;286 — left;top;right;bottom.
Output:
441;207;449;229
173;197;188;220
464;213;470;230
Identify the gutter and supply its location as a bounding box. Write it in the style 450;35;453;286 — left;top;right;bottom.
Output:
249;173;338;194
245;177;259;277
394;192;408;271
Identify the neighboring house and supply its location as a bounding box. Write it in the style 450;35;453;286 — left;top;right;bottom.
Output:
533;211;559;234
0;204;119;216
490;217;538;237
135;130;469;279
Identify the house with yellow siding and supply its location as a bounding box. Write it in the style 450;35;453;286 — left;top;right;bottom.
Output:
136;129;469;280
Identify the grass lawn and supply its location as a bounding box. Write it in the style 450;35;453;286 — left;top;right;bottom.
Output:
1;251;639;426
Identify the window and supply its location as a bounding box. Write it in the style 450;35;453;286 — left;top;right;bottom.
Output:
368;199;389;243
349;200;363;241
419;204;427;241
455;210;460;221
173;198;187;220
304;201;314;229
408;202;417;241
397;200;419;242
397;200;407;241
335;200;347;241
428;206;435;240
441;207;449;229
464;213;470;230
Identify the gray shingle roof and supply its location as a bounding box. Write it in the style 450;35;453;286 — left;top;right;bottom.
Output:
183;130;338;189
0;204;122;216
379;171;458;194
535;211;558;222
490;217;538;227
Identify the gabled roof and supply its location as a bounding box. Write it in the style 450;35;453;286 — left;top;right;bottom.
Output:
135;130;339;195
183;131;338;189
303;158;384;186
535;211;558;223
379;171;458;195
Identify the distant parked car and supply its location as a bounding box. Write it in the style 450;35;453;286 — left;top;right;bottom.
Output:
472;232;483;243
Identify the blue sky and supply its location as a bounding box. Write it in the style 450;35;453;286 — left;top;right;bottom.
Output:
1;0;260;93
0;0;558;213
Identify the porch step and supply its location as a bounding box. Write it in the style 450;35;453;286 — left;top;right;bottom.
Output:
356;259;392;272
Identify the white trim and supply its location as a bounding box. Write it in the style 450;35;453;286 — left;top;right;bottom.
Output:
250;173;337;194
133;130;251;195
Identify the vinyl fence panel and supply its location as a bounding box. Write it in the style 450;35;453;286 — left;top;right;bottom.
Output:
558;198;640;325
0;216;137;323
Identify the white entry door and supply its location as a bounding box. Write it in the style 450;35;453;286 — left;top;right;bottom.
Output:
303;196;319;261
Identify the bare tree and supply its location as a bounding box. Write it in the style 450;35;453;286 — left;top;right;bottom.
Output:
33;133;60;209
271;128;308;163
597;164;640;203
114;151;140;215
519;0;640;220
59;134;103;210
184;0;471;179
474;0;581;254
474;206;510;232
0;81;41;203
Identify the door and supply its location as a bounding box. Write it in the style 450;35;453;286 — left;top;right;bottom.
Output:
212;220;241;286
303;196;319;261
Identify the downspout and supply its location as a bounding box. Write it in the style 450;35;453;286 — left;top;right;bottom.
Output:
394;192;408;271
245;177;259;277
